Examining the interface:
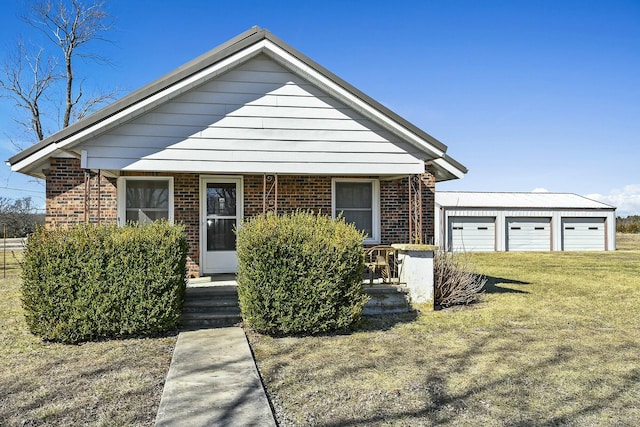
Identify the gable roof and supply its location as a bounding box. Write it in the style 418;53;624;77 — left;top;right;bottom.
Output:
436;191;615;210
8;26;467;181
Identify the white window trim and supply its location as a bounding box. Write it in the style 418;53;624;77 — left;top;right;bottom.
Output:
332;178;380;244
117;176;174;225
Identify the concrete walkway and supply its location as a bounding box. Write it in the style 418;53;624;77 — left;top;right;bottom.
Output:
155;327;276;427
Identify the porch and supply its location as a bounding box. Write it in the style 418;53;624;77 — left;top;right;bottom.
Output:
180;275;414;329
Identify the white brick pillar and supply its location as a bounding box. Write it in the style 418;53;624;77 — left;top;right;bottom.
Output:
392;244;436;304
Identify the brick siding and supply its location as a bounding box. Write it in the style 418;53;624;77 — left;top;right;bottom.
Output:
244;175;332;218
46;158;117;227
45;160;436;277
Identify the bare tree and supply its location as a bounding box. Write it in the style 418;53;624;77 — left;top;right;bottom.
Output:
0;0;117;144
0;40;58;142
0;197;44;237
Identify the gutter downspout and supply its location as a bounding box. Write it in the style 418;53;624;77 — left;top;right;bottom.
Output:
84;170;90;223
97;170;101;225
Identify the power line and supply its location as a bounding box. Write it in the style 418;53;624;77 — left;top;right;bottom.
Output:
1;186;45;194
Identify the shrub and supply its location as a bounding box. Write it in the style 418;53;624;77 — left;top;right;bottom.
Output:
236;211;368;335
21;221;187;343
433;250;486;308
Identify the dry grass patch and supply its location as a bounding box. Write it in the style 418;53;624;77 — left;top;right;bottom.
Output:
249;242;640;426
0;253;176;426
617;232;640;251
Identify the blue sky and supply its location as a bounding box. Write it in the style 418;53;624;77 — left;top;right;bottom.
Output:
1;0;639;215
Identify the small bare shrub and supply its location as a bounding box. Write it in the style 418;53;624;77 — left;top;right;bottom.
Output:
434;250;486;308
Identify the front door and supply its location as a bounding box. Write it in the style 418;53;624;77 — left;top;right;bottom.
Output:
200;177;243;274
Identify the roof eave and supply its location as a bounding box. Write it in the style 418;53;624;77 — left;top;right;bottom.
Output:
262;31;450;155
8;27;267;167
9;26;467;180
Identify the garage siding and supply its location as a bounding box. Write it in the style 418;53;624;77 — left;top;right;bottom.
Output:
506;217;551;252
449;217;496;252
561;218;606;251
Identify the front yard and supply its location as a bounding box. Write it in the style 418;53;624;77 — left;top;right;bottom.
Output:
249;235;640;426
1;234;639;425
0;253;176;426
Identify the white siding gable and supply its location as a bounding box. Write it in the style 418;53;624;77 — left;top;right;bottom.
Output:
79;55;425;175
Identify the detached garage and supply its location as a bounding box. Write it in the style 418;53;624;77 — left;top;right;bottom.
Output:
435;192;616;252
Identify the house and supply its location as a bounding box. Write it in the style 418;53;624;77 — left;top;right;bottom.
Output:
7;27;467;277
435;191;616;252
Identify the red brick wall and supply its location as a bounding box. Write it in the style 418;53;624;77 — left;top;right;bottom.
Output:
380;178;409;244
46;158;117;227
173;174;200;277
245;173;436;245
422;168;436;244
379;172;435;245
46;161;436;276
244;175;332;218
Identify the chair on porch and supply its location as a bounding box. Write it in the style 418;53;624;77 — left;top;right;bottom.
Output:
364;245;398;285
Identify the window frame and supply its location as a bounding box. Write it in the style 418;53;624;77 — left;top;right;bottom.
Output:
117;176;174;225
331;178;380;244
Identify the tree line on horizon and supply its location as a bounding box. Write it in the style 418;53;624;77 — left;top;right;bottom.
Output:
617;215;640;233
0;197;44;238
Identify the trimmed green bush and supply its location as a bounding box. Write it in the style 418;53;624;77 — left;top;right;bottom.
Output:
21;221;187;343
237;211;368;335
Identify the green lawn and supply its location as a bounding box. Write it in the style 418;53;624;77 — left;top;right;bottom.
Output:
0;252;176;426
249;235;640;426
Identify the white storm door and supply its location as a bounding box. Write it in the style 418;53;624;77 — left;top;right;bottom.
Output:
201;177;243;274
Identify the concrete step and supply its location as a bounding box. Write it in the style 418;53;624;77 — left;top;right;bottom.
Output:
182;285;241;328
182;306;240;316
181;284;413;326
180;312;242;328
184;295;238;307
363;285;412;315
185;285;238;296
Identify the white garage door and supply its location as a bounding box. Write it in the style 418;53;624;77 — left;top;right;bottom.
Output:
562;218;606;251
506;218;551;252
449;217;496;252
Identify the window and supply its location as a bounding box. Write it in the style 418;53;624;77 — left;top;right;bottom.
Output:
332;179;380;243
117;177;173;225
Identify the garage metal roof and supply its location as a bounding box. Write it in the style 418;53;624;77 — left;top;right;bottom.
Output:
436;192;615;210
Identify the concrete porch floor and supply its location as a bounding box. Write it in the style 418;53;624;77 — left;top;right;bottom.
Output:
189;274;404;287
187;274;237;287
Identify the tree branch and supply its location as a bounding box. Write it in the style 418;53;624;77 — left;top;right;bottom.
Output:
1;0;116;140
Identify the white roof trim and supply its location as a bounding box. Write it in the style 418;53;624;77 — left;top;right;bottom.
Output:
12;35;462;179
428;157;466;180
11;41;266;174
